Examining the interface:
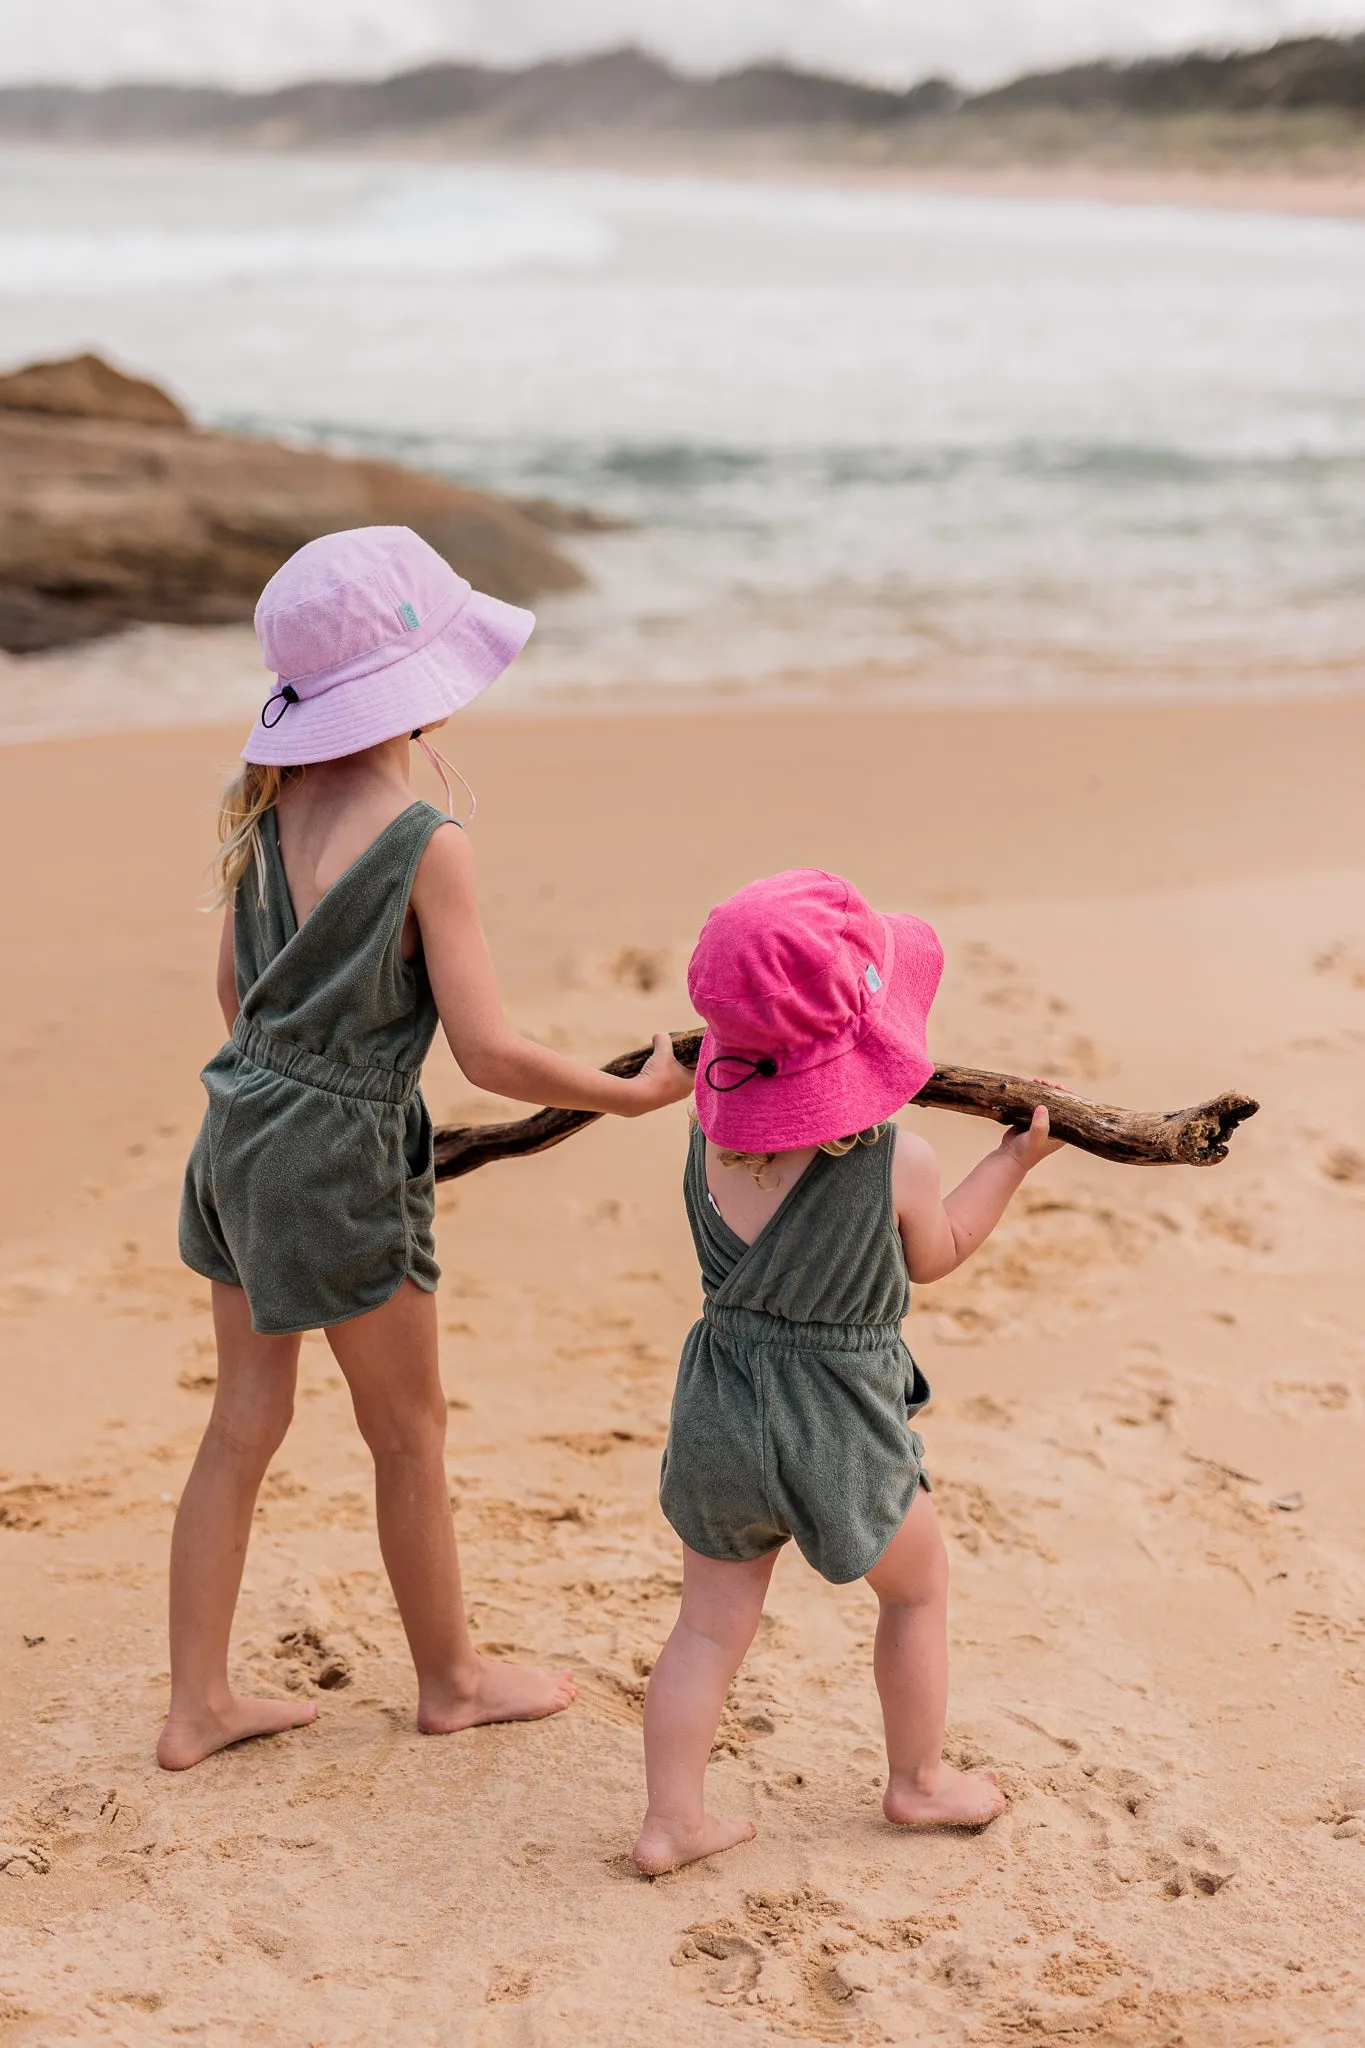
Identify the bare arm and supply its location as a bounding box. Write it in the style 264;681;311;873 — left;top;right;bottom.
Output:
892;1109;1064;1284
216;907;239;1031
411;825;691;1117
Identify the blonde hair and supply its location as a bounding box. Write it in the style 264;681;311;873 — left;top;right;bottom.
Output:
698;1116;887;1185
213;761;302;906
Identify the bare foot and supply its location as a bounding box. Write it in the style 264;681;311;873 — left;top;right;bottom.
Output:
884;1764;1005;1829
632;1811;756;1876
417;1654;576;1734
157;1694;317;1771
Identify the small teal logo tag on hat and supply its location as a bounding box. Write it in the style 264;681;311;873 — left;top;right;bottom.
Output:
865;963;883;993
397;601;420;630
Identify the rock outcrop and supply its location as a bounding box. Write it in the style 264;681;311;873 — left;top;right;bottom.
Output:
0;351;191;428
0;354;585;655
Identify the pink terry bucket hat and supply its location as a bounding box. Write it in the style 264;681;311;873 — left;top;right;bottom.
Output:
688;870;943;1153
242;526;534;765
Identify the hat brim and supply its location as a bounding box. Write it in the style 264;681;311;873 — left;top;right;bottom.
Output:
240;589;534;766
694;912;941;1153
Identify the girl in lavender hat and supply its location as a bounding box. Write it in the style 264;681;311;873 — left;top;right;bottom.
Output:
633;869;1062;1873
163;526;691;1771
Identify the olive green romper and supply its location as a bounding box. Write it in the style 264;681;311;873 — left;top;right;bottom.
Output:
660;1122;930;1585
179;800;451;1337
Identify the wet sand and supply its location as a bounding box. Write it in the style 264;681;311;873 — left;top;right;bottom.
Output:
2;695;1364;2043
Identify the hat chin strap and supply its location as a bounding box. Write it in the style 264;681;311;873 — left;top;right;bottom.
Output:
412;732;477;823
704;1054;779;1091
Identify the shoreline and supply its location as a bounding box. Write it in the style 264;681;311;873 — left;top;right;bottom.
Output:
4;132;1363;221
459;136;1365;222
4;621;1365;750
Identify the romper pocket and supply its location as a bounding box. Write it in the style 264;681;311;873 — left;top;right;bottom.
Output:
401;1095;439;1285
200;1042;240;1181
402;1095;434;1184
904;1349;932;1419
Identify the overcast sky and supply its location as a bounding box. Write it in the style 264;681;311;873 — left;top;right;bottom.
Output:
4;0;1364;91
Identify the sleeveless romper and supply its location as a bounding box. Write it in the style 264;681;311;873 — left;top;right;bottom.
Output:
660;1122;931;1585
179;800;451;1337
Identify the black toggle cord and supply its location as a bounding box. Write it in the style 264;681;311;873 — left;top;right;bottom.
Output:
703;1054;779;1092
260;683;300;729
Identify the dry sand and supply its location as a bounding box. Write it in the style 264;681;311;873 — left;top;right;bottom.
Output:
2;694;1364;2044
852;160;1365;221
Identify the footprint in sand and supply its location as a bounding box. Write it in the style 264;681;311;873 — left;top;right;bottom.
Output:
955;1394;1018;1427
560;943;673;995
1091;1362;1177;1431
271;1625;352;1693
1197;1200;1277;1254
676;1930;765;2005
1291;1608;1365;1647
561;1569;682;1624
1316;1765;1365;1834
678;1895;964;2024
1266;1379;1356;1417
1086;1762;1163;1820
465;1496;596;1546
1036;1928;1130;1996
920;1302;1001;1347
681;1891;841;2012
1321;1145;1365;1186
539;1428;665;1458
931;1477;1058;1562
0;1477;112;1533
5;1779;157;1897
1147;1826;1238;1898
1313;940;1365;989
609;944;672;994
485;1962;534;2004
574;1668;648;1730
930;1941;998;1994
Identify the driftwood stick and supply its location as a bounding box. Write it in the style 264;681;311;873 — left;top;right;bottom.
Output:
432;1030;1257;1182
914;1066;1258;1167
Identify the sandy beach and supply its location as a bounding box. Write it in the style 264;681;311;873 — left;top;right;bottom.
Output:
418;141;1365;222
1;691;1363;2043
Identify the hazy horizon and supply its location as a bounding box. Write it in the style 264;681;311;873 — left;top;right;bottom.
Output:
3;0;1364;96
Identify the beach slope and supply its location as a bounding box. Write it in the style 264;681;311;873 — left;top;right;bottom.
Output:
1;697;1363;2043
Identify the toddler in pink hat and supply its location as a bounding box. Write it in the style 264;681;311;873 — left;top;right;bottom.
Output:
633;869;1063;1876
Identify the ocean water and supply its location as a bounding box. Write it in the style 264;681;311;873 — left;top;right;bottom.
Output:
2;147;1364;715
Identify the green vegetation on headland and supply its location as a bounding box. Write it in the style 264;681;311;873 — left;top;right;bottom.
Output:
0;35;1362;172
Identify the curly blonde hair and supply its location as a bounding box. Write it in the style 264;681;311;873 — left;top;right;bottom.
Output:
697;1115;888;1185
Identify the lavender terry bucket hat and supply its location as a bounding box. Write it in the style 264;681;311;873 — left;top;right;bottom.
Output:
688;869;943;1154
242;526;534;765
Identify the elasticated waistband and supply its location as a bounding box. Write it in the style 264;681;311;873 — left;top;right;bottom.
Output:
231;1017;418;1106
702;1300;903;1353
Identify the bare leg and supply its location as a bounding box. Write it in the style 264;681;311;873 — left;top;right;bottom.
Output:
633;1544;778;1875
865;1488;1003;1828
326;1280;574;1732
158;1282;317;1769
